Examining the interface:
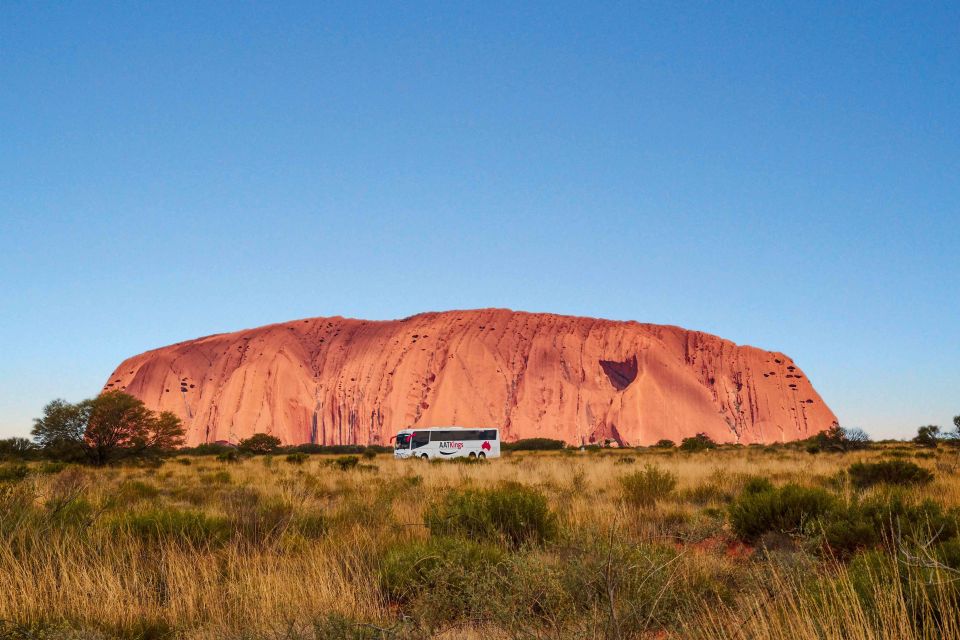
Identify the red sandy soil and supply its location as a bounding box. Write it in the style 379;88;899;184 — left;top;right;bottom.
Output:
103;309;837;446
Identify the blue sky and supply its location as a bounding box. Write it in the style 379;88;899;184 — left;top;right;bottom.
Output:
1;2;957;440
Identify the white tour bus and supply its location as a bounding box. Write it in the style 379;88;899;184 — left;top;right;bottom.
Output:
393;427;500;460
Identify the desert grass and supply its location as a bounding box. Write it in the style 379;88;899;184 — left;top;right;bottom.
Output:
1;446;959;639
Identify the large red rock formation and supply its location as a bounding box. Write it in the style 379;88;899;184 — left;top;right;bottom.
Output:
103;309;836;446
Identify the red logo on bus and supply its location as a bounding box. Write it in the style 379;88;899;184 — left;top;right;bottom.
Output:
481;441;491;451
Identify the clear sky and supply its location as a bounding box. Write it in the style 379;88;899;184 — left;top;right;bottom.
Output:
1;2;957;440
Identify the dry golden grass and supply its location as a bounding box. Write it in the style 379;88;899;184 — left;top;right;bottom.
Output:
1;445;958;639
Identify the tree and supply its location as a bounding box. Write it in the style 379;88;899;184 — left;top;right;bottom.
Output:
0;437;36;460
84;391;155;465
653;439;676;449
238;433;282;454
32;391;184;465
913;425;941;448
147;411;188;452
844;427;872;449
679;433;716;452
815;424;870;452
31;398;92;461
945;415;960;444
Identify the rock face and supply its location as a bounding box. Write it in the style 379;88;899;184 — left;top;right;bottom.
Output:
103;309;837;446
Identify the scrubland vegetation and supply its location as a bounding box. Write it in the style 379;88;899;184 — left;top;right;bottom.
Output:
2;439;960;640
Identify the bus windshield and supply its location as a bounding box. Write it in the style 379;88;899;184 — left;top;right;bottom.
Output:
394;433;411;449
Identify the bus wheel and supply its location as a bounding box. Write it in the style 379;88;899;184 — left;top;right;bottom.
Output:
420;454;429;461
477;452;486;460
468;452;477;459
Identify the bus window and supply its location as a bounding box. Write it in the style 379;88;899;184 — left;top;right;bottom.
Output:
481;429;498;440
394;433;411;450
411;432;430;449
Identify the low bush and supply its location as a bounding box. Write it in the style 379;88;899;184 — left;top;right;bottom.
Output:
619;464;678;508
37;461;67;474
292;512;328;539
848;460;934;489
425;482;557;548
743;476;775;495
681;482;731;506
653;439;676;449
379;536;503;623
216;450;240;464
823;492;959;556
291;444;392;455
0;463;29;483
180;442;234;456
502;438;566;451
331;455;360;471
222;487;294;546
729;483;834;542
200;470;232;484
45;496;94;528
285;452;309;465
113;508;230;546
111;480;160;506
451;456;486;465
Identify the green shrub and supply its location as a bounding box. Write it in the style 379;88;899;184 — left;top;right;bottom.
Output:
729;483;834;542
292;512;328;539
111;480;160;506
379;536;503;622
681;482;731;506
222;487;294;546
37;461;68;474
216;450;240;464
653;439;676;449
45;497;94;528
426;482;557;548
0;463;29;483
308;614;391;640
502;438;566;451
847;544;960;633
181;442;233;456
285;452;309;465
547;539;720;633
200;470;232;485
114;508;230;546
848;460;934;489
332;455;360;471
618;464;677;508
362;448;378;460
742;476;775;495
451;456;486;465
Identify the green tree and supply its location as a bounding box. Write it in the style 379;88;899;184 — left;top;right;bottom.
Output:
913;425;940;448
31;398;92;461
815;424;870;452
0;437;36;460
238;433;282;454
32;392;184;465
679;433;716;452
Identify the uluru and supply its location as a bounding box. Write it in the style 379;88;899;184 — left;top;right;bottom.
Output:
102;309;837;446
